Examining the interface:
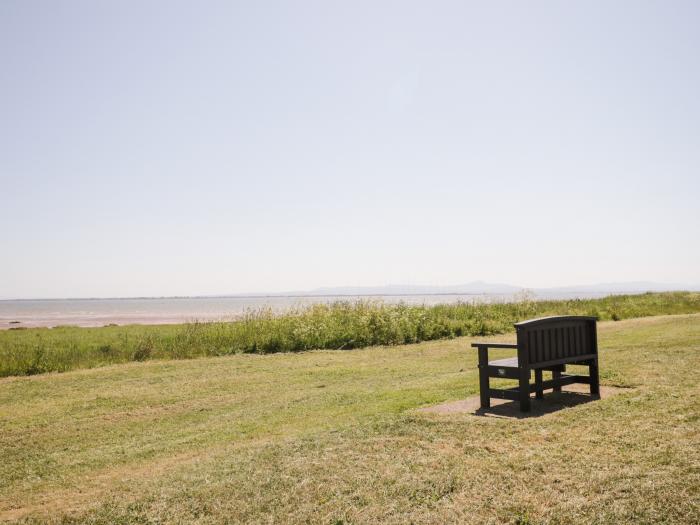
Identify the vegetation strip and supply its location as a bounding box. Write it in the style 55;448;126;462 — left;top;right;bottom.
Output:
1;291;699;377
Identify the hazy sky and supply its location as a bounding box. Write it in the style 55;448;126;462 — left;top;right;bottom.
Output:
2;1;699;299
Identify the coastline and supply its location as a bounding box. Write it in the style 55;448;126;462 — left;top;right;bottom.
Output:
0;290;688;330
0;314;232;330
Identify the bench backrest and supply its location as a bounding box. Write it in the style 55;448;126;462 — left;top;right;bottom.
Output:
515;316;598;367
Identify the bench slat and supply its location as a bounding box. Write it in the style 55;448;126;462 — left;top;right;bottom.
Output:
530;354;597;369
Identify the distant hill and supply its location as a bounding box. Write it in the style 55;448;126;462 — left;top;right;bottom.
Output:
263;281;700;298
269;281;700;298
539;282;700;294
5;282;698;302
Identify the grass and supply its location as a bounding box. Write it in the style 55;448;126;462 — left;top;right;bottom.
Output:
2;291;700;378
1;314;699;523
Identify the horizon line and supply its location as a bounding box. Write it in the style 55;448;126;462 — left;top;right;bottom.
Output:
1;287;697;303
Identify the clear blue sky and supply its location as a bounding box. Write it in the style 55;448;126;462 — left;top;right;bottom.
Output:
1;1;699;299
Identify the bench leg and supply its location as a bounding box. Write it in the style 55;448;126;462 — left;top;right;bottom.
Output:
477;347;490;409
535;369;544;399
519;368;531;412
589;359;600;397
553;365;563;393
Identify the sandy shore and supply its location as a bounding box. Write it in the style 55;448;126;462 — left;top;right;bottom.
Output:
0;313;235;329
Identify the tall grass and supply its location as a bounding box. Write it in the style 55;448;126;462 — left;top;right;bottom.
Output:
2;292;699;378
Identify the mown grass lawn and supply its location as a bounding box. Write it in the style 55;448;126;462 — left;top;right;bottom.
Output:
1;315;699;524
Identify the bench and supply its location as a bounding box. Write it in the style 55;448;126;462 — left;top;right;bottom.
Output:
471;316;600;412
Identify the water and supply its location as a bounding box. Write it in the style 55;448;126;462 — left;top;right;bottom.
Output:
0;292;618;329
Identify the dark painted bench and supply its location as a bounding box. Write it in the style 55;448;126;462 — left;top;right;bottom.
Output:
471;316;600;412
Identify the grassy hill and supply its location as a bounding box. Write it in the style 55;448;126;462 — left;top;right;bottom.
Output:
1;314;698;523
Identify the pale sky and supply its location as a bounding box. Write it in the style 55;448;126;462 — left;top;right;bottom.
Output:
1;1;699;299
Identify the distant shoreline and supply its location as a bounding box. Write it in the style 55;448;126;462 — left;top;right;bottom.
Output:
1;290;694;330
2;289;695;303
4;292;520;302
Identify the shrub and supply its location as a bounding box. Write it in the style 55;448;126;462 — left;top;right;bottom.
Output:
133;336;155;361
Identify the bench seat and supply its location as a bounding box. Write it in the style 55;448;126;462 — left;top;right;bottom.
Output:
488;357;519;368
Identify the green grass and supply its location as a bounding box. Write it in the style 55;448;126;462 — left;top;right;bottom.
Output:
2;292;700;378
0;314;698;523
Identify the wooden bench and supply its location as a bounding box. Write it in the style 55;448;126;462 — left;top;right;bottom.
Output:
471;316;600;412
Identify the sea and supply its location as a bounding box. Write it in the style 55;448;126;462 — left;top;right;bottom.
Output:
0;291;620;329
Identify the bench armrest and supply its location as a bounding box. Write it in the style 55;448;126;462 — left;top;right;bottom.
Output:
470;343;518;349
471;343;518;375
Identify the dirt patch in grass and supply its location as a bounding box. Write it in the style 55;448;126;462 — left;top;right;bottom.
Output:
417;384;631;418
